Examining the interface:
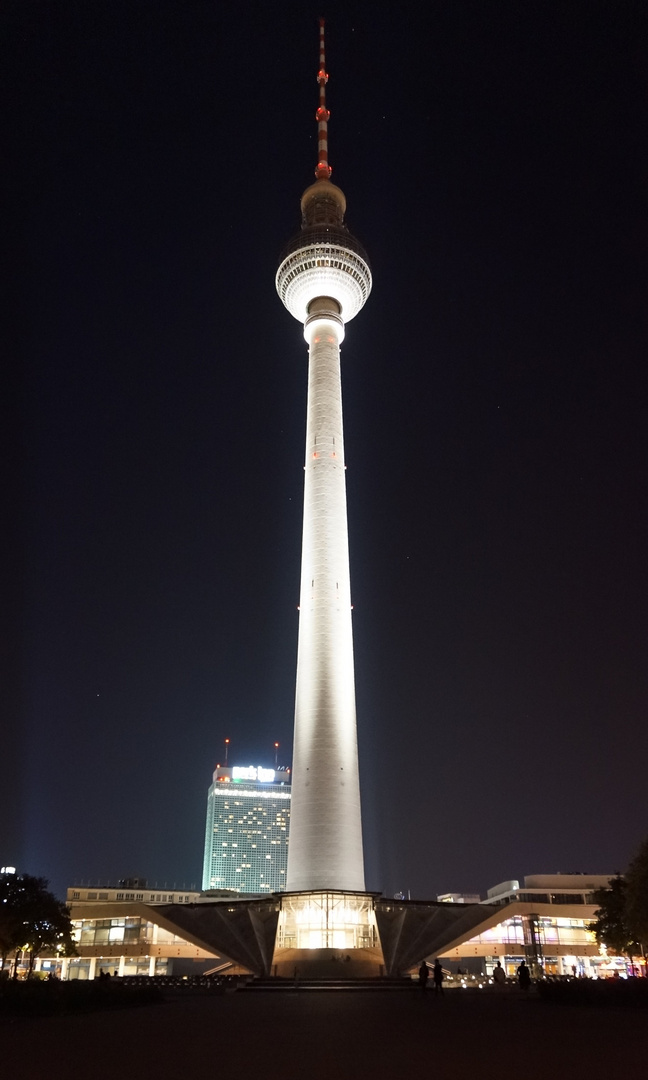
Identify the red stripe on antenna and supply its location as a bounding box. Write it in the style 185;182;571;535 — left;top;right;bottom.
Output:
314;17;332;180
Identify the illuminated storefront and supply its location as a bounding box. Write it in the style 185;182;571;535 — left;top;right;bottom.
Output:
56;912;219;980
438;875;645;979
443;912;602;977
24;886;241;980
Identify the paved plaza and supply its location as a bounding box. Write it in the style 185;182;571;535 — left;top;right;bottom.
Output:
2;988;644;1079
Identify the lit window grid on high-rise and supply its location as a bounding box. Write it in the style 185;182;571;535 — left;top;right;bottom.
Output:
202;782;291;893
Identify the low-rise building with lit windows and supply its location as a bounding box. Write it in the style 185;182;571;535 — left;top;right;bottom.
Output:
42;883;239;980
437;873;634;978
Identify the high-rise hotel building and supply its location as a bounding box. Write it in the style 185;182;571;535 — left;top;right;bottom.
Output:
201;766;291;893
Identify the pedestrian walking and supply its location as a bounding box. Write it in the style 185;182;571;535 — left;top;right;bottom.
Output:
433;959;444;995
418;961;429;991
493;960;506;988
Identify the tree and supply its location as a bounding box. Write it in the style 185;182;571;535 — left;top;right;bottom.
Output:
0;872;75;976
0;873;23;971
626;837;648;959
590;874;639;963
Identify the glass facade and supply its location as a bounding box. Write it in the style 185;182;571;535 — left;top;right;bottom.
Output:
467;915;596;950
277;892;377;950
445;911;610;977
72;918;190;948
202;772;291;893
65;956;169;980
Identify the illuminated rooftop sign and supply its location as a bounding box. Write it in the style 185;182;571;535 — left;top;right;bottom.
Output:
231;766;276;783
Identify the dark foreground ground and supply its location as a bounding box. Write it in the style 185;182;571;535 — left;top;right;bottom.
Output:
1;988;644;1079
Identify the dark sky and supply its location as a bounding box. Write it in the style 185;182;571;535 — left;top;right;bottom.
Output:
5;0;647;901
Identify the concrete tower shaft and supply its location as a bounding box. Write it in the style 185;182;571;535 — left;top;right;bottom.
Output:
287;301;365;891
277;21;369;893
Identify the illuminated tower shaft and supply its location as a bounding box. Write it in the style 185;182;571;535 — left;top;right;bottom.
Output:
290;300;363;891
277;21;371;892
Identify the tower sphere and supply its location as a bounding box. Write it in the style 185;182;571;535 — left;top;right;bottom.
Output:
276;181;372;324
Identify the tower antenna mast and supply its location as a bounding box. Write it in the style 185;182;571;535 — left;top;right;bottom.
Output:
315;18;332;180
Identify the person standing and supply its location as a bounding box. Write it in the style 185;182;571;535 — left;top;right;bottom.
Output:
418;961;429;991
517;960;531;990
493;960;506;988
433;959;444;995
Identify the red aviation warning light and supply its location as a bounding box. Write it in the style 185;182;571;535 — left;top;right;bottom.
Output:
314;17;332;180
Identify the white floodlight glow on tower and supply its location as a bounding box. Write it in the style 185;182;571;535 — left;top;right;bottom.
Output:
276;19;371;893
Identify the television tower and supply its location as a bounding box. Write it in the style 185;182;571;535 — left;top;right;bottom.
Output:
276;19;371;892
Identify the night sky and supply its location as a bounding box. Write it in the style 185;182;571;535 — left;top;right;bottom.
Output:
5;0;647;901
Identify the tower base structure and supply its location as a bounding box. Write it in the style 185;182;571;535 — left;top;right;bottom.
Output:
43;880;617;981
271;890;384;977
120;890;491;978
269;892;496;978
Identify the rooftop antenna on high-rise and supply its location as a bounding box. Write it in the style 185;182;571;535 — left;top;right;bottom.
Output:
224;737;230;766
274;741;280;768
